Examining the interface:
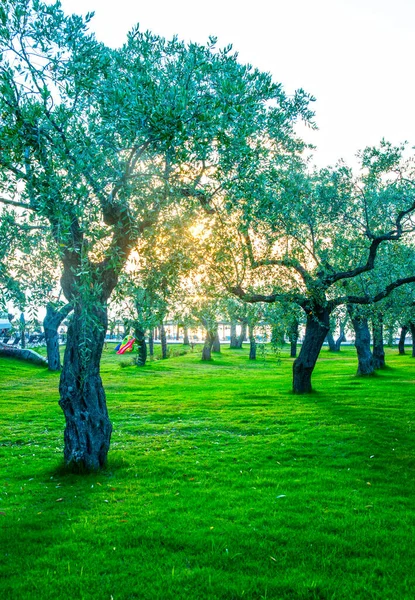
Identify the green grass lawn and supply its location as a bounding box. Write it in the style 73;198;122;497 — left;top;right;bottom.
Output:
1;344;414;599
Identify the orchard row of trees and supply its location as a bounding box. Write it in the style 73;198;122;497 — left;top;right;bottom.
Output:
1;0;414;470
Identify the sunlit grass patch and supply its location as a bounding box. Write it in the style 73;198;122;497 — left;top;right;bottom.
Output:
1;345;414;599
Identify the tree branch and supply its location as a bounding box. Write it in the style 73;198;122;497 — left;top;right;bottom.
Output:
181;185;216;214
241;230;313;288
229;284;306;307
329;275;415;310
0;197;33;210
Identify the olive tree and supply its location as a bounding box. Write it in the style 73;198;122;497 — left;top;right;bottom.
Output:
219;142;415;392
0;1;312;468
0;209;71;368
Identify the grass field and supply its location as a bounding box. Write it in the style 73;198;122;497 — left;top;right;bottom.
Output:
1;344;414;599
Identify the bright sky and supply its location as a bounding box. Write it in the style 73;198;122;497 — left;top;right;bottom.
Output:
59;0;415;169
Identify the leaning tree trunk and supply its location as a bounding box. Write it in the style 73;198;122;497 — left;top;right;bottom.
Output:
212;331;221;353
43;303;72;371
229;321;238;348
292;307;329;393
59;303;111;471
349;310;374;375
183;326;190;346
372;315;385;370
398;325;408;355
249;324;257;360
288;319;299;358
410;323;415;358
0;342;48;366
160;323;168;359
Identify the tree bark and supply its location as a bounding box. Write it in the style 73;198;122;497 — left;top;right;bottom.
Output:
410;323;415;358
183;326;190;345
160;323;168;359
200;316;217;361
202;329;215;361
229;321;238;348
59;303;111;471
326;320;345;352
326;331;336;352
212;331;221;353
334;324;346;351
43;303;72;371
149;329;154;357
398;325;408;355
348;309;374;375
249;324;256;360
372;314;385;370
293;307;329;393
236;320;247;348
134;326;147;367
288;319;299;358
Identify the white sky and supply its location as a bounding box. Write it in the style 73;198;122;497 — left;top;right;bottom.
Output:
59;0;415;168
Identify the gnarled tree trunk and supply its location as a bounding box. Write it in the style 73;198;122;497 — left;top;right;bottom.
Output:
202;330;215;360
160;323;168;359
59;303;111;471
183;326;190;346
326;330;336;352
372;314;385;370
230;321;238;348
398;325;408;355
334;326;346;351
288;319;299;358
292;307;329;393
236;320;247;348
326;320;346;352
348;307;374;375
134;326;147;367
249;324;256;360
43;303;72;371
410;323;415;358
149;329;154;357
212;331;221;353
200;316;218;361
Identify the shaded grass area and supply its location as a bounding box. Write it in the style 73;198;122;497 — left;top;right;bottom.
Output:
1;345;414;599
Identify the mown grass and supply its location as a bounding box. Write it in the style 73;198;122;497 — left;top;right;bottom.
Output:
1;344;414;599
